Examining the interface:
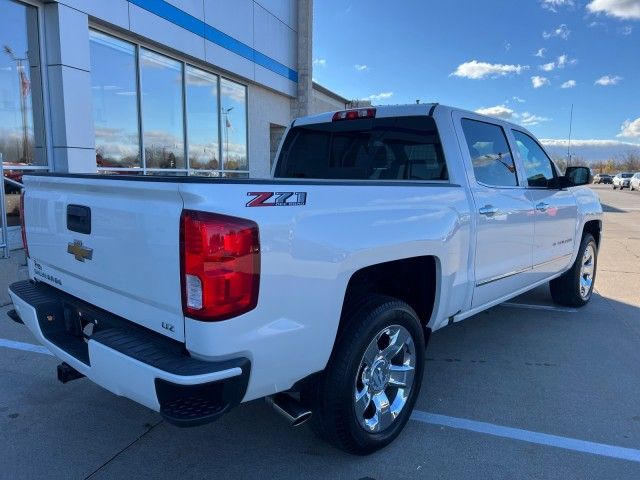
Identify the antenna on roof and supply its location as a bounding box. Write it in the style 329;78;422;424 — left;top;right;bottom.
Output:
567;103;574;167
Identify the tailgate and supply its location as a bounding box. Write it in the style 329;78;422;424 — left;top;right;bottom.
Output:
22;175;185;342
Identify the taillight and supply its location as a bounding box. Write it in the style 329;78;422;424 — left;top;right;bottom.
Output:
332;108;377;121
19;190;29;257
180;210;260;322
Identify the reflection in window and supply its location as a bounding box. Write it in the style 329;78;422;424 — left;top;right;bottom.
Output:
0;0;45;168
90;31;140;168
275;116;447;181
512;130;556;188
89;32;250;176
140;48;184;169
461;119;517;187
220;78;247;171
185;66;219;171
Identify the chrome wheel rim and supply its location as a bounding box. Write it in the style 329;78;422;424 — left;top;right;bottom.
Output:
354;325;416;433
579;243;595;300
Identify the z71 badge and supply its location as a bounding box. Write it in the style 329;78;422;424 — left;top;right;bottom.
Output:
246;192;307;207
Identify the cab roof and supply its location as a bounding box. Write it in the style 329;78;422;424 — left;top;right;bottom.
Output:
292;103;524;130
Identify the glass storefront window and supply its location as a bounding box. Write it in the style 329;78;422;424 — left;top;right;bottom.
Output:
1;0;45;169
90;31;140;168
140;48;185;170
220;78;248;172
90;31;250;176
185;66;219;171
2;0;46;237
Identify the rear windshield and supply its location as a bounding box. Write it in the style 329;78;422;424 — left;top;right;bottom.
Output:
621;173;633;178
274;116;448;181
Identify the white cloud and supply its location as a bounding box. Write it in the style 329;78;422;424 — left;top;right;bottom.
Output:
587;0;640;19
475;105;516;120
354;64;368;71
617;117;640;138
543;24;571;39
513;96;526;103
451;60;528;79
474;105;550;126
504;41;512;51
362;92;394;102
541;0;575;11
539;55;575;71
534;48;547;57
595;75;623;85
313;58;327;67
557;54;568;67
520;112;551;126
541;138;640;148
621;25;634;35
561;79;577;88
531;75;551;88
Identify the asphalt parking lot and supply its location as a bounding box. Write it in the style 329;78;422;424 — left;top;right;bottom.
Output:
1;183;639;480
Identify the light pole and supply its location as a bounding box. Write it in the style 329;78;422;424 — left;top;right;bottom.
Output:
3;45;30;164
221;106;233;168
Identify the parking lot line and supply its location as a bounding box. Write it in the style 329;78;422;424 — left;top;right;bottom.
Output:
4;336;640;465
0;338;53;356
499;302;577;313
411;411;640;463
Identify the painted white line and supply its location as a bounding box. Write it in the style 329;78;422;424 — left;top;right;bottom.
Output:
500;302;577;313
411;411;640;463
0;338;53;356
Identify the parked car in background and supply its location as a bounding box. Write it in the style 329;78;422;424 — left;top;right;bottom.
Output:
630;173;640;191
593;173;613;184
613;172;633;190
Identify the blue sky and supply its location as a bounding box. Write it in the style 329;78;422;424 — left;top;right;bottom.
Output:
313;0;640;161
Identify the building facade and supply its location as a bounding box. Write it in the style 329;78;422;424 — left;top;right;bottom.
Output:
1;0;349;251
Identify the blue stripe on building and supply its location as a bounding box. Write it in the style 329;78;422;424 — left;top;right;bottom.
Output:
128;0;298;82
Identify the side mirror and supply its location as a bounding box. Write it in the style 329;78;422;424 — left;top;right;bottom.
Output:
562;166;592;187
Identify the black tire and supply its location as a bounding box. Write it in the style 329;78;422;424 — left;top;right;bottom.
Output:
613;185;617;190
550;233;598;307
304;295;425;455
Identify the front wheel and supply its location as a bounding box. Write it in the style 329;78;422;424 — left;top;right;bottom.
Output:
550;233;598;307
305;295;425;455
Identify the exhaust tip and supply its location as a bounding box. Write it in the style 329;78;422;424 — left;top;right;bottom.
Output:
290;410;312;427
266;393;312;427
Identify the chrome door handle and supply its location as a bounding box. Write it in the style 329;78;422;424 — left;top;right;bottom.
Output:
479;205;498;216
536;202;549;212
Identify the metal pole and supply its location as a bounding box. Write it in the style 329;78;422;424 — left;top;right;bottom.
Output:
1;153;9;259
567;103;573;167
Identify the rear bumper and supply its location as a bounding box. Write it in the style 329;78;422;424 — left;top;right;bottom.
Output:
8;280;250;427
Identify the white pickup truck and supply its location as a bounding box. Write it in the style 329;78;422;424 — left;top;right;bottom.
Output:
9;104;602;454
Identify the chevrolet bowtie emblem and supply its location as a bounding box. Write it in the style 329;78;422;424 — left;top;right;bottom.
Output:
67;240;93;262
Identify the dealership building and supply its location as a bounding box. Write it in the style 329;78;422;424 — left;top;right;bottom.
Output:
1;0;352;252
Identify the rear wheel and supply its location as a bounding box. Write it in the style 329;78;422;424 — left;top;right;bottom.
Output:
550;233;597;307
305;295;425;455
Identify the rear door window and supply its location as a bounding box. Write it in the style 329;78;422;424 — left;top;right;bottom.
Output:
461;119;518;187
274;116;448;181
